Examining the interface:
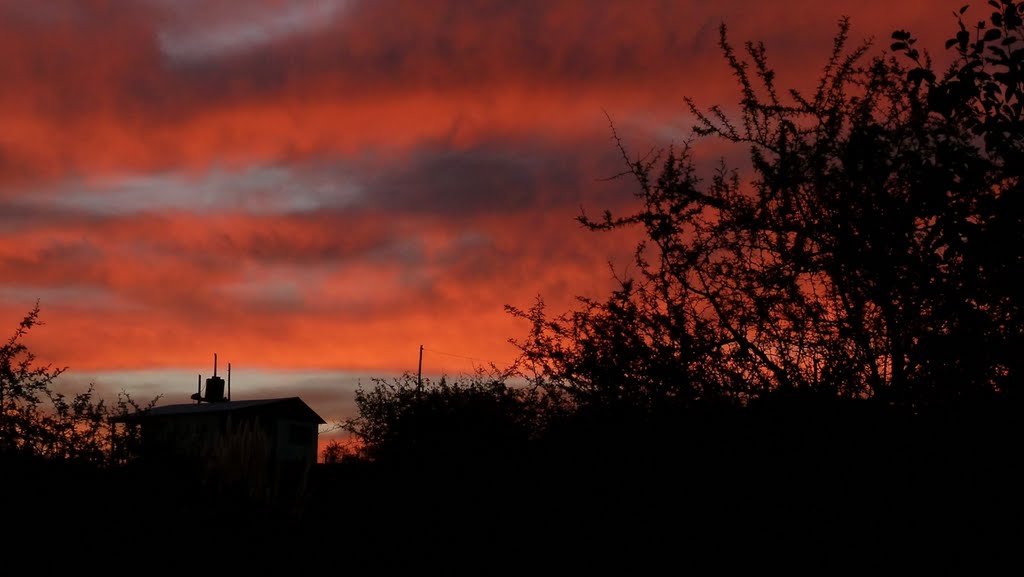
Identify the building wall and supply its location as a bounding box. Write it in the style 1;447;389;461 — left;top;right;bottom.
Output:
142;414;223;459
141;412;318;467
274;419;318;465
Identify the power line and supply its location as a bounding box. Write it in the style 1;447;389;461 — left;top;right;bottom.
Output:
421;347;512;367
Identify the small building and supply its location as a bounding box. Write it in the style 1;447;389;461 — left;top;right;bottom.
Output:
111;360;326;503
113;396;326;468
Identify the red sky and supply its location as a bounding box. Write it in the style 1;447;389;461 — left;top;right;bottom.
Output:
0;0;961;449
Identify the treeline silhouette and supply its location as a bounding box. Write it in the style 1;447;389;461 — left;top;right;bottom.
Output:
3;2;1022;571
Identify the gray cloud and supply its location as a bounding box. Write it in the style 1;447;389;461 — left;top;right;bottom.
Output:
354;138;598;215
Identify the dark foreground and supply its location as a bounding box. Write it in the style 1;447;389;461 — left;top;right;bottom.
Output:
4;403;1020;573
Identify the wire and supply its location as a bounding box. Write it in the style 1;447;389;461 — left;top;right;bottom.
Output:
422;347;511;367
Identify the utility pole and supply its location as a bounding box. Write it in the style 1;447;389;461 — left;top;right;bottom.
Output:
415;345;424;447
417;344;424;393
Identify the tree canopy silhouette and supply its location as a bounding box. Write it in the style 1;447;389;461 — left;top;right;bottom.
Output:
509;1;1023;414
339;371;547;472
0;302;155;465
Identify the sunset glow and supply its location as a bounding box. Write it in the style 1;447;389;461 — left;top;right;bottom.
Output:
0;0;958;450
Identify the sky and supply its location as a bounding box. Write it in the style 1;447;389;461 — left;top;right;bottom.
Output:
0;0;960;453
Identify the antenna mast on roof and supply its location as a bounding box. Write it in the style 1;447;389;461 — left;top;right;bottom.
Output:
190;353;228;404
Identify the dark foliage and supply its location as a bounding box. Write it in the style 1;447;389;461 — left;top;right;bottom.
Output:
511;3;1023;412
0;302;156;464
340;372;547;474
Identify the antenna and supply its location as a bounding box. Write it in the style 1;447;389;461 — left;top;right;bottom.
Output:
214;352;218;377
191;374;202;403
227;363;231;401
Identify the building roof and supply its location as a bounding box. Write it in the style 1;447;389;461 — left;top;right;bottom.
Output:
112;396;326;425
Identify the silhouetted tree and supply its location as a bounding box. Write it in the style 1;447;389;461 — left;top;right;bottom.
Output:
0;302;156;465
340;371;547;472
510;2;1023;413
893;1;1024;402
1;302;67;457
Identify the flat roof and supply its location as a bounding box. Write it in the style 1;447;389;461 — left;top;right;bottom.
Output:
112;396;326;424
